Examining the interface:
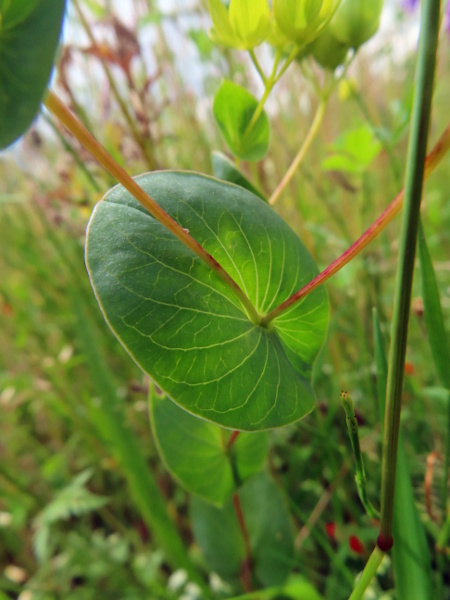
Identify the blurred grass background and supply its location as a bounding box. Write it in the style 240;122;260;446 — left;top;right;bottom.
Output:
0;1;449;598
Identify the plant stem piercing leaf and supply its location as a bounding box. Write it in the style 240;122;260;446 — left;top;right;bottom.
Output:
86;171;329;431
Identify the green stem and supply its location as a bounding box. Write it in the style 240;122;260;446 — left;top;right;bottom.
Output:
72;0;158;170
348;546;385;600
248;48;266;83
260;121;450;327
436;507;450;554
269;98;328;206
43;90;261;326
378;0;439;550
242;47;300;143
341;392;380;519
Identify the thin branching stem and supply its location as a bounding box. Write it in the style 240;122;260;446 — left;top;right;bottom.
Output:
261;122;450;327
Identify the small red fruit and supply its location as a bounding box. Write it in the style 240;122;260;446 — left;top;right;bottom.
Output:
325;522;336;539
349;535;365;555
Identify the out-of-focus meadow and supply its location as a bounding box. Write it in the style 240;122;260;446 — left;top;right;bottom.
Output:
0;1;449;598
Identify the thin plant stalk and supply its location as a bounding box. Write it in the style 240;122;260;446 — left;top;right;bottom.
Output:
72;0;158;170
348;546;385;600
378;0;440;550
44;90;261;325
269;98;328;206
261;121;450;327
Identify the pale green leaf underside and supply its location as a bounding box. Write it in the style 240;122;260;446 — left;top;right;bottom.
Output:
150;388;269;506
86;171;329;431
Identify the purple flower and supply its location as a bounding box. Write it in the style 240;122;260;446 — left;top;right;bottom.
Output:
401;0;419;12
445;1;450;33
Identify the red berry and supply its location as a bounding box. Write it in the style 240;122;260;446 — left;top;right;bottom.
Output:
325;522;336;539
349;535;365;555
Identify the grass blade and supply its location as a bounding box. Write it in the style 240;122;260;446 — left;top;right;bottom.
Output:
70;288;206;588
373;311;433;600
418;220;450;389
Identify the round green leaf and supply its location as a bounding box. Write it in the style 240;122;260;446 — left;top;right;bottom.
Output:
0;0;66;150
191;472;294;588
213;80;270;161
150;387;269;506
85;171;329;431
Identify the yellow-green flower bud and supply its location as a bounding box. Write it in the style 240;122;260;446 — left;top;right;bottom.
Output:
273;0;341;46
208;0;271;50
330;0;384;49
309;26;349;70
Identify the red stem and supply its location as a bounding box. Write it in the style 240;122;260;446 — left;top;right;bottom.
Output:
227;430;241;450
261;124;450;326
233;492;253;592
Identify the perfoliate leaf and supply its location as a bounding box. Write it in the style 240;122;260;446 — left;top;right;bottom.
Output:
0;0;66;149
86;172;329;431
150;387;269;505
213;80;270;161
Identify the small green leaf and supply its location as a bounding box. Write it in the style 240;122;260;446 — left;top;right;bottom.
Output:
150;387;269;506
321;125;381;174
418;221;450;389
213;80;270;161
282;574;324;599
191;472;294;588
211;150;266;200
0;0;66;149
86;171;328;431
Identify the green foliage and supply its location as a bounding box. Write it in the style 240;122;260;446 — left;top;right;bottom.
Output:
86;171;328;431
33;469;109;563
213;80;270;161
150;387;269;505
0;0;66;149
418;221;450;389
0;1;448;598
211;150;266;200
191;472;294;588
321;125;382;174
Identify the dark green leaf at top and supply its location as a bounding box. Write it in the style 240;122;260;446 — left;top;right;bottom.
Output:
212;150;266;200
86;171;329;431
0;0;66;150
213;80;270;161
